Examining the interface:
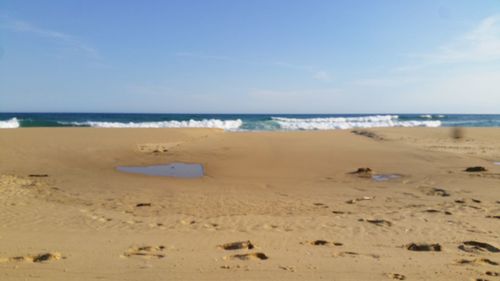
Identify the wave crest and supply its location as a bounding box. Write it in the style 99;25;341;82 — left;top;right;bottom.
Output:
60;119;243;130
272;115;441;130
0;118;20;129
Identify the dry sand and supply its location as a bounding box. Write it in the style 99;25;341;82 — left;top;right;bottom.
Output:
0;127;498;280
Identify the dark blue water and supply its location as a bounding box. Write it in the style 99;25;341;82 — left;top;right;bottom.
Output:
1;113;500;130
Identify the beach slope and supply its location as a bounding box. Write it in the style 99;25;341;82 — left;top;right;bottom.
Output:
0;128;499;280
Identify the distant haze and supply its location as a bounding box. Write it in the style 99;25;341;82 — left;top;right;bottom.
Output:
1;1;500;113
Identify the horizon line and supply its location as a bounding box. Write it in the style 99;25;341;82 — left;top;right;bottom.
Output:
1;111;499;115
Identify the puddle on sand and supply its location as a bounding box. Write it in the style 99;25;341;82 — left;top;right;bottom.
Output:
117;163;204;178
372;174;401;182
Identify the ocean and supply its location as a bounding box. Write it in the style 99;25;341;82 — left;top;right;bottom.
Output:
1;113;500;131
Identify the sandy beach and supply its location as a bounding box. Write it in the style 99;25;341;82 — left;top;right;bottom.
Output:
0;127;498;280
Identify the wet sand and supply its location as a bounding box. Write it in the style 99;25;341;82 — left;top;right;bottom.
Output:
0;127;499;280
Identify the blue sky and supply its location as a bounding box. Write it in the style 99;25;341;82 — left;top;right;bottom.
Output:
1;0;500;113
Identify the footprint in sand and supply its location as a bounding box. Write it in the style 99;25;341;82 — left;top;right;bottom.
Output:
137;142;181;154
28;174;49;178
359;218;392;227
219;241;268;261
333;251;380;259
203;222;220;230
424;209;452;215
0;252;63;263
387;273;406;280
81;209;113;223
456;258;498;266
351;130;384;141
458;241;499;253
224;252;268;261
279;265;296;272
123;245;166;259
406;243;442;252
218;241;254;251
313;202;329;208
453;198;483;205
180;219;196;225
346;196;374;204
335;251;359;257
332;210;351;214
304;240;343;246
136;203;152;207
220;264;249;270
419;186;450;197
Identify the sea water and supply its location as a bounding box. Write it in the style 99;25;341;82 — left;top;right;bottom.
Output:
2;113;500;131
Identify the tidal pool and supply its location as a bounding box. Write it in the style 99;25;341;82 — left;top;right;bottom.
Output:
117;163;204;178
372;174;401;182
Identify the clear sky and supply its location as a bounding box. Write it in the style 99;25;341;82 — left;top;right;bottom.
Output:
1;0;499;113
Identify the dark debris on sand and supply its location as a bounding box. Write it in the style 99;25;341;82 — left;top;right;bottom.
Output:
351;130;384;141
406;243;442;252
459;241;499;253
349;168;373;178
465;166;487;172
219;241;254;251
136;203;152;207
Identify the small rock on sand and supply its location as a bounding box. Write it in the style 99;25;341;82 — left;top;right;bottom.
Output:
465;166;487;172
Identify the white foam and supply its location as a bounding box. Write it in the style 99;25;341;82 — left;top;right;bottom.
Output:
0;118;20;129
62;119;243;130
421;114;446;119
272;115;441;130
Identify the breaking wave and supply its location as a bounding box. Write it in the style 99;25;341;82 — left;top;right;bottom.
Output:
0;115;447;130
0;118;20;129
271;115;441;130
420;114;445;119
60;119;243;130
